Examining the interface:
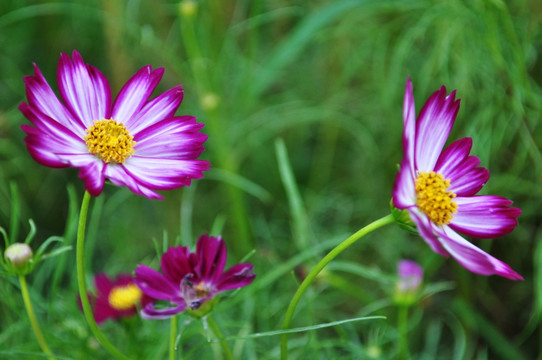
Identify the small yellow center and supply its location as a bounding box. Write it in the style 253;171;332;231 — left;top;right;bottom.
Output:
84;119;136;163
415;171;458;226
108;284;142;311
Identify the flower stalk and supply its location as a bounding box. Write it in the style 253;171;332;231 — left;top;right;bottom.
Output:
206;315;234;360
280;214;395;360
76;190;130;360
19;274;55;360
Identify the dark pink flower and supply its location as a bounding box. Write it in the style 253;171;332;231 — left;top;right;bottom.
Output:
78;273;152;324
20;50;209;199
135;234;255;319
392;78;522;280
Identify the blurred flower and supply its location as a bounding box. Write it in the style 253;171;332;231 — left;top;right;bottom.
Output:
179;0;198;18
79;273;152;324
20;50;210;199
396;260;423;294
392;78;522;280
135;234;255;319
394;260;424;307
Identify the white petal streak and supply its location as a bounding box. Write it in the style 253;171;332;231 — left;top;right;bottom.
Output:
414;87;460;171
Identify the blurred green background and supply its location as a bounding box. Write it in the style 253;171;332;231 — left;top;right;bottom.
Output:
0;0;540;359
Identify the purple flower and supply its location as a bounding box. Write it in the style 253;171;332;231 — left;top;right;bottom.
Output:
134;234;256;319
19;50;210;199
78;273;153;324
397;260;423;293
392;78;522;280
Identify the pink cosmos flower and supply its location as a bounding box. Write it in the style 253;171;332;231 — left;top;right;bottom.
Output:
134;234;256;319
397;260;424;293
78;273;152;324
20;50;209;199
392;78;522;280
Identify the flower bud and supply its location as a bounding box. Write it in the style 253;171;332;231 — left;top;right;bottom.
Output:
394;259;423;306
4;243;33;268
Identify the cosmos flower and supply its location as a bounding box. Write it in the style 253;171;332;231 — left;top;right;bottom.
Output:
135;234;256;319
79;273;152;324
20;50;209;199
396;260;423;293
392;78;522;280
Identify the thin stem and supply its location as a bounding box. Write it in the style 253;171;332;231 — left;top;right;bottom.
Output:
19;275;55;360
206;315;234;360
280;214;395;360
170;315;178;360
76;190;131;360
398;305;409;360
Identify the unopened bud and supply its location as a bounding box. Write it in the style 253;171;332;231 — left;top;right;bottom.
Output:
5;243;33;268
394;259;423;306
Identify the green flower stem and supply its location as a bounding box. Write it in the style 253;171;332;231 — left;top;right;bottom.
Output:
206;315;234;360
397;305;409;359
280;214;395;360
19;275;55;360
76;190;130;360
170;315;178;360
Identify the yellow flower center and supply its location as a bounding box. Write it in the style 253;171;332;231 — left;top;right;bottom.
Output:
415;171;458;226
84;119;136;163
108;284;142;311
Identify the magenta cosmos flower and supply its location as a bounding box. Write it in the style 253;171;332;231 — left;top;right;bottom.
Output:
397;260;423;293
135;234;256;319
392;78;522;280
78;273;153;324
19;50;209;199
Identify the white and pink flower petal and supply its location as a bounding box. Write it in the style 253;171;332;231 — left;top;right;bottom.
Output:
414;86;460;172
127;86;184;134
57;50;111;127
122;156;210;191
134;116;207;160
450;196;521;238
402;78;416;172
103;164;164;199
436;226;523;280
392;158;416;209
23;64;86;135
111;66;164;124
408;209;448;256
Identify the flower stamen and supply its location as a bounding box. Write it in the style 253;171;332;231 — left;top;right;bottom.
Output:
85;119;136;163
108;284;142;311
415;171;457;225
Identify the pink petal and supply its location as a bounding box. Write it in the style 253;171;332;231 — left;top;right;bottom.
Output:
140;301;186;320
133;116;208;160
195;235;227;282
134;265;182;301
217;263;256;292
77;159;106;196
94;273;114;295
435;226;523;280
434;137;473;176
409;209;448;256
450;196;521;238
103;163;164;199
414;86;460;172
111;66;164;124
122;156;210;190
160;246;193;284
23;63;86;136
127;86;184;135
57;50;111;127
402;77;416;174
392;158;416;209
